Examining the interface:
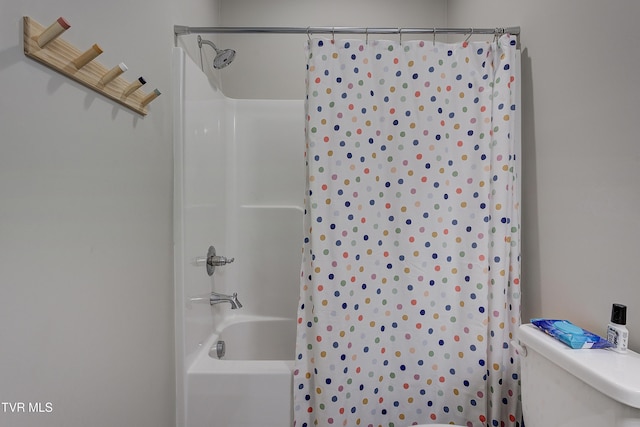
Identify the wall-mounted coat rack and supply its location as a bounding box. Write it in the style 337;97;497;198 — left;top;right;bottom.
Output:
23;16;160;116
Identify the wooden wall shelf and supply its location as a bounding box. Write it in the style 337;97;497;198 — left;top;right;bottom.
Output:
23;16;160;116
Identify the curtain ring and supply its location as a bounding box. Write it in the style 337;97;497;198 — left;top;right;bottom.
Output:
365;27;369;45
332;27;335;43
307;26;311;41
432;29;437;46
464;28;474;43
398;28;402;45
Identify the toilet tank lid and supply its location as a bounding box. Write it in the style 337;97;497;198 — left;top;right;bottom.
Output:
519;323;640;409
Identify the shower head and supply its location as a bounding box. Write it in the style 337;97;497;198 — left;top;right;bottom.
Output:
197;35;236;69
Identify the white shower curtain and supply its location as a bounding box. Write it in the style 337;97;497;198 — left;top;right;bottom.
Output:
294;35;521;427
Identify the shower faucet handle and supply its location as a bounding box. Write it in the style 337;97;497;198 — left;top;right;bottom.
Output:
210;255;235;266
195;245;235;276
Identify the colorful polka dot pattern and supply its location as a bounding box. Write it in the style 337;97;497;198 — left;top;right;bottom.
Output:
294;35;521;427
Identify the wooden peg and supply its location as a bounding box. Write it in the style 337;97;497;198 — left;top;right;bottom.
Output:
37;17;70;48
123;77;146;97
99;62;128;85
140;89;161;107
72;44;103;69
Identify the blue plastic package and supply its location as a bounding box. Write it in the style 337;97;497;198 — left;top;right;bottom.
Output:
531;319;613;349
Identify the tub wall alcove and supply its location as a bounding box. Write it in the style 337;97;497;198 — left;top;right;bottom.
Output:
173;47;304;427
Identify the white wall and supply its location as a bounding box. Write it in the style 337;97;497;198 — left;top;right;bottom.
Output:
217;0;448;99
446;0;640;350
0;1;217;426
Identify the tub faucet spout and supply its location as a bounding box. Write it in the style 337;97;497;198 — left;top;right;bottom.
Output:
210;291;243;309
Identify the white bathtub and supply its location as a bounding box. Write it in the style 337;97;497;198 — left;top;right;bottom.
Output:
186;316;296;427
212;316;296;361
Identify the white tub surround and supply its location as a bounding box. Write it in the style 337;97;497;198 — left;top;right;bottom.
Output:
173;47;304;427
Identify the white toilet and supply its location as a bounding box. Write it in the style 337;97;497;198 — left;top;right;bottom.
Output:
519;323;640;426
408;323;640;427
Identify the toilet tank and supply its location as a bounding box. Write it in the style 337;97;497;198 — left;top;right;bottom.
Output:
518;323;640;427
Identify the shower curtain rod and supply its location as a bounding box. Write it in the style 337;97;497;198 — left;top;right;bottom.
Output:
174;25;520;39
